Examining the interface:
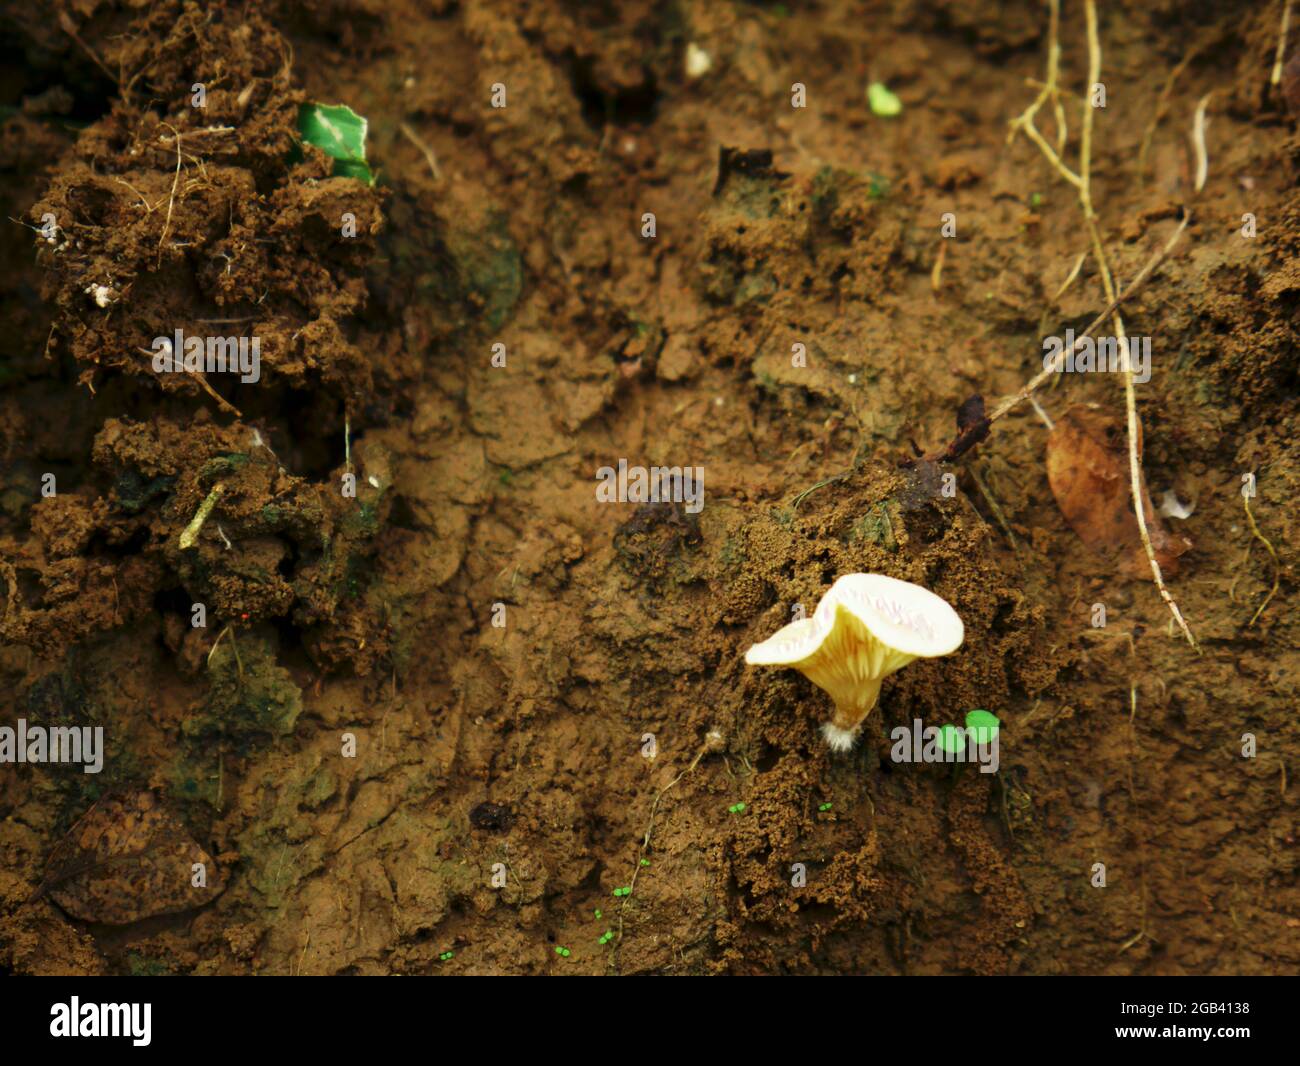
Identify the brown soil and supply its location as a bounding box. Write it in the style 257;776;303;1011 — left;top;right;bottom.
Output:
0;0;1296;976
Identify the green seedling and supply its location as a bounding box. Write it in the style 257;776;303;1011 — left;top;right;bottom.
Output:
965;709;1000;746
554;946;571;958
867;83;902;117
936;724;967;758
818;802;833;812
938;724;966;786
438;950;454;962
728;802;746;814
298;103;373;184
639;858;650;867
598;930;614;945
612;886;631;898
594;908;602;919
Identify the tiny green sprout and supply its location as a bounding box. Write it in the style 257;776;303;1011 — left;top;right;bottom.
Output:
867;83;903;117
728;802;747;814
640;858;650;866
818;802;833;812
598;930;614;945
594;908;602;919
613;886;631;898
298;103;373;184
936;723;967;756
439;950;454;962
554;946;571;957
965;709;1000;746
1029;192;1044;208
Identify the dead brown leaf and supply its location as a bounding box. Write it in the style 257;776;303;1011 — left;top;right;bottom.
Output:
1046;403;1191;578
37;790;225;925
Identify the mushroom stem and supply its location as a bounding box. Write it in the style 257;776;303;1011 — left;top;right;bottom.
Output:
828;677;884;734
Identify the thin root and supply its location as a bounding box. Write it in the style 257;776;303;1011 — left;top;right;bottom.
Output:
612;740;714;957
1009;0;1198;649
1242;495;1280;627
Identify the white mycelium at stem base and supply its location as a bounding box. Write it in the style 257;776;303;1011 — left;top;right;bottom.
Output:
744;574;965;752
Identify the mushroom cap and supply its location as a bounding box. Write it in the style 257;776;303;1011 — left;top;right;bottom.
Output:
744;573;964;668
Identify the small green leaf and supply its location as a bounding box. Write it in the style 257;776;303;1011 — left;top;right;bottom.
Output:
965;709;1000;745
936;723;967;755
867;83;902;117
298;103;373;184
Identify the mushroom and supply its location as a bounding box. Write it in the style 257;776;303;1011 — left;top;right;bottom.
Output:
744;573;965;751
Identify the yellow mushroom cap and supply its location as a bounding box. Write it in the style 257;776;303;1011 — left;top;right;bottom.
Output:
744;574;964;750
